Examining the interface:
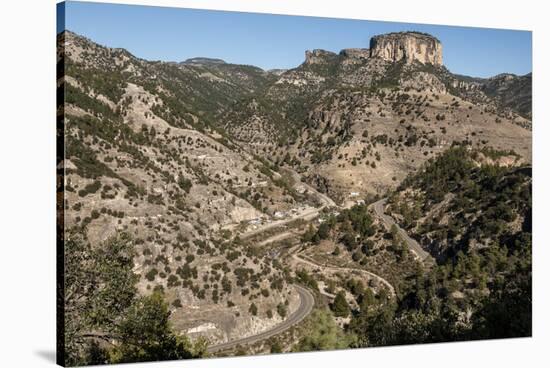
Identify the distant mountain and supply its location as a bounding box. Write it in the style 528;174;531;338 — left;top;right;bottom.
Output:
182;57;227;65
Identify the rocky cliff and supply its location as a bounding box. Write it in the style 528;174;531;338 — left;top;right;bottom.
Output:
304;49;338;65
369;32;443;65
339;48;370;59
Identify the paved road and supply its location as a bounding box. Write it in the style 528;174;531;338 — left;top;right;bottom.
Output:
207;284;315;353
371;198;430;261
292;253;396;297
207;171;337;353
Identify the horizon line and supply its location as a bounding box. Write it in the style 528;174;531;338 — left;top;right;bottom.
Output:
58;28;532;79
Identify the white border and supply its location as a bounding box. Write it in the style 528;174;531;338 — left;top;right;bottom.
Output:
0;1;548;367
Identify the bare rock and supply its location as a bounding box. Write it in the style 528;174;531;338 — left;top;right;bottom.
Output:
304;49;337;65
369;32;443;65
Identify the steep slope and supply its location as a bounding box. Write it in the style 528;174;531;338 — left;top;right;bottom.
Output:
346;146;531;346
481;73;532;119
222;49;530;202
385;146;531;260
59;30;312;345
220;33;531;204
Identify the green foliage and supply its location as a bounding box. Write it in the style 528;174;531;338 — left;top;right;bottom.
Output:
178;176;193;193
400;146;475;203
62;232;205;366
277;303;287;318
78;180;101;197
66;63;126;103
349;146;532;348
295;269;318;291
110;291;207;363
470;265;532;339
249;303;258;316
331;291;350;317
294;310;353;352
270;340;283;353
145;268;158;281
65;84;120;122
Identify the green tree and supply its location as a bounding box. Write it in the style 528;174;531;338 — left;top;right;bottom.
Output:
62;232;205;366
111;291;207;363
331;291;351;317
249;303;258;316
294;310;353;352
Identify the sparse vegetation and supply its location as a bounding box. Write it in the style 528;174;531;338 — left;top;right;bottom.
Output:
59;28;531;362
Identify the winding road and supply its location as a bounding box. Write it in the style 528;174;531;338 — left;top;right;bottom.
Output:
207;284;315;353
208;181;431;353
371;198;430;261
292;253;396;297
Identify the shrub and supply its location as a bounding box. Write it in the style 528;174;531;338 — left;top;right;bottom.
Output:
145;268;158;281
178;177;193;193
167;274;180;288
78;180;102;197
249;303;258;316
277;303;287;318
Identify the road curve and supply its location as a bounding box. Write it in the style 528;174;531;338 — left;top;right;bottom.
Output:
293;253;396;297
371;198;430;261
207;284;314;353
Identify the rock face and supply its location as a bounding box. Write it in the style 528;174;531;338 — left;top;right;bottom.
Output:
339;48;370;59
369;32;443;66
305;49;337;65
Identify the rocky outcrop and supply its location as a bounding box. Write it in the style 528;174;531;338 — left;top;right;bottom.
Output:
339;48;370;59
304;49;337;65
369;32;443;66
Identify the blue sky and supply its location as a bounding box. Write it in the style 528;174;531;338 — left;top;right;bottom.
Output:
58;1;532;78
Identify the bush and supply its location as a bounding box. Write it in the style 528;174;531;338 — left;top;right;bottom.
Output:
145;268;158;281
78;180;102;197
249;303;258;316
167;274;181;288
178;177;193;193
277;303;287;318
